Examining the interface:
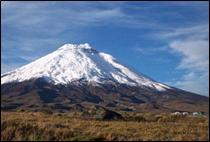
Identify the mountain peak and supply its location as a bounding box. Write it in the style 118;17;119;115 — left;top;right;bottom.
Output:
59;43;92;50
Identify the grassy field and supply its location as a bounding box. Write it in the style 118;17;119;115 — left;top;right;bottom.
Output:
1;111;209;141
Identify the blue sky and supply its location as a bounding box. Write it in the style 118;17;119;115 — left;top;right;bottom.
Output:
1;1;209;96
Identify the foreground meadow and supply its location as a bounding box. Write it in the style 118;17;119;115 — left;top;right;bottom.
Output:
1;111;209;141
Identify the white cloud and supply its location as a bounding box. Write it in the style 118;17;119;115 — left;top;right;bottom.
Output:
167;25;209;96
1;2;125;30
160;24;209;39
170;39;209;71
135;46;168;55
174;72;209;96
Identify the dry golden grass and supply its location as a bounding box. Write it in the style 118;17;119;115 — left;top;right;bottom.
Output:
1;111;209;141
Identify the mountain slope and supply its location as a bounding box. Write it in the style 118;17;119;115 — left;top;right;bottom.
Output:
1;43;209;113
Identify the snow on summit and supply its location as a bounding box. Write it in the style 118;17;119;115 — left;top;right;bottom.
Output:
1;43;170;91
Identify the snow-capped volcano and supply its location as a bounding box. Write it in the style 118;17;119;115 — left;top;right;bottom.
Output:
1;43;208;113
1;43;170;91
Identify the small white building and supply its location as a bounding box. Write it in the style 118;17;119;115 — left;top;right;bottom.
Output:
182;112;189;115
172;112;181;115
192;112;199;116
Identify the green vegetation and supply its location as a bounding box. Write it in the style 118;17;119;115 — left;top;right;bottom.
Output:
1;111;209;141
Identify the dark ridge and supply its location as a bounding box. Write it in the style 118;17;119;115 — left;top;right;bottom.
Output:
1;78;209;113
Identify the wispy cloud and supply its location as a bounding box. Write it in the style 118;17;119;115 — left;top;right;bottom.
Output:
135;22;209;96
2;2;125;31
135;46;168;55
156;24;209;40
166;24;209;96
170;39;209;71
174;71;209;96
